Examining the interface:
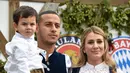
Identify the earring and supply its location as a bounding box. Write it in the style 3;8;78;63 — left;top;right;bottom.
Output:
83;51;85;53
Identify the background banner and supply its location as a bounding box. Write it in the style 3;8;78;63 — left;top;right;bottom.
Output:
110;36;130;73
56;36;80;67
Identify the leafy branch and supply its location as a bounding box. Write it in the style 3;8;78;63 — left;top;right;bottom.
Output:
59;0;130;37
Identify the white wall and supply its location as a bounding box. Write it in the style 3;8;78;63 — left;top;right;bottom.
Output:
106;22;129;38
20;1;44;13
0;0;9;41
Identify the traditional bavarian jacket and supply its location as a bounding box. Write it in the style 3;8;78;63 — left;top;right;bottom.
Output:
40;49;71;73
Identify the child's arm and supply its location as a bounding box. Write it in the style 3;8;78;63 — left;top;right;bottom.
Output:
14;46;30;73
5;42;30;73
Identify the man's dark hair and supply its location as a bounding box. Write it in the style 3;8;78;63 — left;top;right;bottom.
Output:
13;6;38;24
38;10;60;23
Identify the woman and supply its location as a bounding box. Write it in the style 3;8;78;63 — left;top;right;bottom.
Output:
76;26;123;73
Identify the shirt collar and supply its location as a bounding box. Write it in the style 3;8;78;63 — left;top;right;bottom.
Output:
14;32;35;42
85;62;109;69
38;47;53;58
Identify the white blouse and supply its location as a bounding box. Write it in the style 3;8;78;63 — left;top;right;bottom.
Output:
79;62;123;73
4;32;43;73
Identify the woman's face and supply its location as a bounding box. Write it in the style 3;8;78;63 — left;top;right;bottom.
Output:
84;32;105;62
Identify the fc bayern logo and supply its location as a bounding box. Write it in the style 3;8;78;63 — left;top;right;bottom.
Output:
56;36;81;67
110;36;130;73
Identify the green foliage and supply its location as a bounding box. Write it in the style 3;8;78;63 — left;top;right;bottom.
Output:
59;0;130;37
110;1;130;35
0;60;6;73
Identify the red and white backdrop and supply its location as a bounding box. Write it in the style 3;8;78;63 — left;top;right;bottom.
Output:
56;36;80;67
110;36;130;73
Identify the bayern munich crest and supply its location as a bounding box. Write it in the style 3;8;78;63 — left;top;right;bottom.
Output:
56;36;80;67
110;36;130;73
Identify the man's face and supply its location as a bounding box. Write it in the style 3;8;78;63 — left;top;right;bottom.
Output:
36;14;61;45
14;16;36;38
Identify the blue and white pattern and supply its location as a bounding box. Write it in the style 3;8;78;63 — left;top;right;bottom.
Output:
111;49;130;73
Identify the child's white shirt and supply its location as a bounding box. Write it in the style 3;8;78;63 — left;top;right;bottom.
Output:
4;32;43;73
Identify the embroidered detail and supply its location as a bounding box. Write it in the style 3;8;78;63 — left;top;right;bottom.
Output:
43;63;50;71
47;61;49;65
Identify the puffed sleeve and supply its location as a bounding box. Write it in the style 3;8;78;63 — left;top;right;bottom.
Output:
5;41;30;73
14;43;30;73
5;42;14;56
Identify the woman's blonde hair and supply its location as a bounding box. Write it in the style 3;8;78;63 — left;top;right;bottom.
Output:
78;26;116;73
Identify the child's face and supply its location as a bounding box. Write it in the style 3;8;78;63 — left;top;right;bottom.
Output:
14;16;37;38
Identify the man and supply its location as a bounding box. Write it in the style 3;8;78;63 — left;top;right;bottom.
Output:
36;11;71;73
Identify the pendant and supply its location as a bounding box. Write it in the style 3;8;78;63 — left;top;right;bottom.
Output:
47;61;49;65
43;63;50;71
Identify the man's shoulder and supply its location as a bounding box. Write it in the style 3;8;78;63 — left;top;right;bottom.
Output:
55;51;70;59
72;67;80;73
55;51;65;56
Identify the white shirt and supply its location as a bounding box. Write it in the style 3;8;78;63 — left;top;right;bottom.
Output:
4;32;43;73
79;62;123;73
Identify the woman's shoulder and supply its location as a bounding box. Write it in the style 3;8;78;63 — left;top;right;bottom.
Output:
116;68;123;73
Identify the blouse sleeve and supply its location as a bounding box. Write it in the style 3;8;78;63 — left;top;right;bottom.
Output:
116;68;123;73
5;41;30;73
14;44;30;73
